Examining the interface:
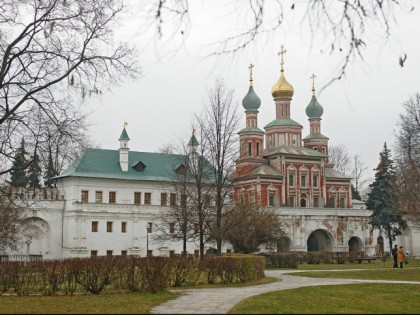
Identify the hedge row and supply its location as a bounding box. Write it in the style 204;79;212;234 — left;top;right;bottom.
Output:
0;255;265;296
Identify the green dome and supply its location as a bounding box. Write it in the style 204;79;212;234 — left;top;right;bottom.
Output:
305;95;324;118
242;86;261;111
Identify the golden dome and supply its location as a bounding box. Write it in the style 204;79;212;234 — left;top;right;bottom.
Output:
271;70;294;99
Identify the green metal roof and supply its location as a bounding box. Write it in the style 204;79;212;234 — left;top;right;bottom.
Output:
264;145;326;158
55;148;214;182
303;133;329;140
264;118;302;128
188;134;199;146
238;126;264;134
242;86;261;112
325;167;352;179
305;95;324;118
119;128;130;141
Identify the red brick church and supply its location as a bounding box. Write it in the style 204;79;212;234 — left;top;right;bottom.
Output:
233;47;352;209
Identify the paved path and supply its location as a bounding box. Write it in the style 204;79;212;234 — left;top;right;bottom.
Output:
150;269;420;314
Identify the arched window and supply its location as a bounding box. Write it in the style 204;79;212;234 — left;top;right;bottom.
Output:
256;142;260;156
248;142;252;157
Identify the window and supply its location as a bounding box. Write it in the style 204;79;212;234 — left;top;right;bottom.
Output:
91;250;98;257
107;221;113;233
249;190;255;204
340;198;345;208
121;221;127;233
161;193;167;206
81;190;89;203
314;197;319;207
301;175;306;187
268;195;274;207
147;250;153;257
109;191;116;204
121;250;127;256
288;197;295;207
91;221;98;232
181;194;187;207
313;175;318;187
169;250;175;258
300;198;306;207
169;222;175;234
256;142;260;156
170;193;176;206
329;198;335;208
147;222;152;233
204;195;211;207
248;142;252;156
95;191;103;203
106;250;113;257
144;193;151;205
134;192;141;205
288;174;294;186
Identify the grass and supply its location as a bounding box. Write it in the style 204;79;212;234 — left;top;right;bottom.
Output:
228;283;420;314
0;291;178;314
228;259;420;314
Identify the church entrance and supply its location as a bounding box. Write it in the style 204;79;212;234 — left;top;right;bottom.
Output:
348;236;363;254
307;229;332;252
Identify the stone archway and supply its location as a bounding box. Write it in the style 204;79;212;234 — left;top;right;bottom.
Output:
22;217;51;256
348;236;363;254
277;236;291;252
307;229;333;252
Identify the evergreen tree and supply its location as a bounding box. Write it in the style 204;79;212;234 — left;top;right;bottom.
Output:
366;142;407;252
9;138;29;188
44;151;57;188
28;151;42;189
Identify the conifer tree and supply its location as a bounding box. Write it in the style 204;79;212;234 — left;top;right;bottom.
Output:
28;152;42;189
9;138;29;188
44;151;57;188
366;142;407;251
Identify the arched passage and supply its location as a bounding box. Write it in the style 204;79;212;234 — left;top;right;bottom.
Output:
277;236;292;252
307;229;333;252
348;236;363;254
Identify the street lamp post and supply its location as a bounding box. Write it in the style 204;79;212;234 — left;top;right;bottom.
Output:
146;223;151;256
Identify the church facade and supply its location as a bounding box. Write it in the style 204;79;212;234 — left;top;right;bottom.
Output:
6;50;420;260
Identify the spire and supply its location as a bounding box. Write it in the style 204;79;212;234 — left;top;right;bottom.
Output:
119;121;130;141
118;122;129;172
188;128;199;147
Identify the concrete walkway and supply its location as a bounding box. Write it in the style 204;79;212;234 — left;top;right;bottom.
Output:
150;269;420;314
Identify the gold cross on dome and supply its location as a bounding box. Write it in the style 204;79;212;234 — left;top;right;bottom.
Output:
124;121;128;127
310;73;317;95
192;128;196;135
248;64;254;85
278;45;287;71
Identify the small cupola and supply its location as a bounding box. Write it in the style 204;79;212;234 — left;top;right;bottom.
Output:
242;64;261;112
119;122;130;172
305;74;324;119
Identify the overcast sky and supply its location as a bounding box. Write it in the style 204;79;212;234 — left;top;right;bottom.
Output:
86;1;420;182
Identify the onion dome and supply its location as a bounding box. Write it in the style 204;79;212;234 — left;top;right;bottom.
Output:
271;46;294;99
242;64;261;111
271;70;294;99
305;74;324;118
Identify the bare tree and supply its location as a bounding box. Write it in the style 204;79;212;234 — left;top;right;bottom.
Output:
329;144;369;200
352;154;369;200
329;144;351;174
197;76;241;255
394;93;420;226
224;206;284;254
142;0;413;85
0;0;140;178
